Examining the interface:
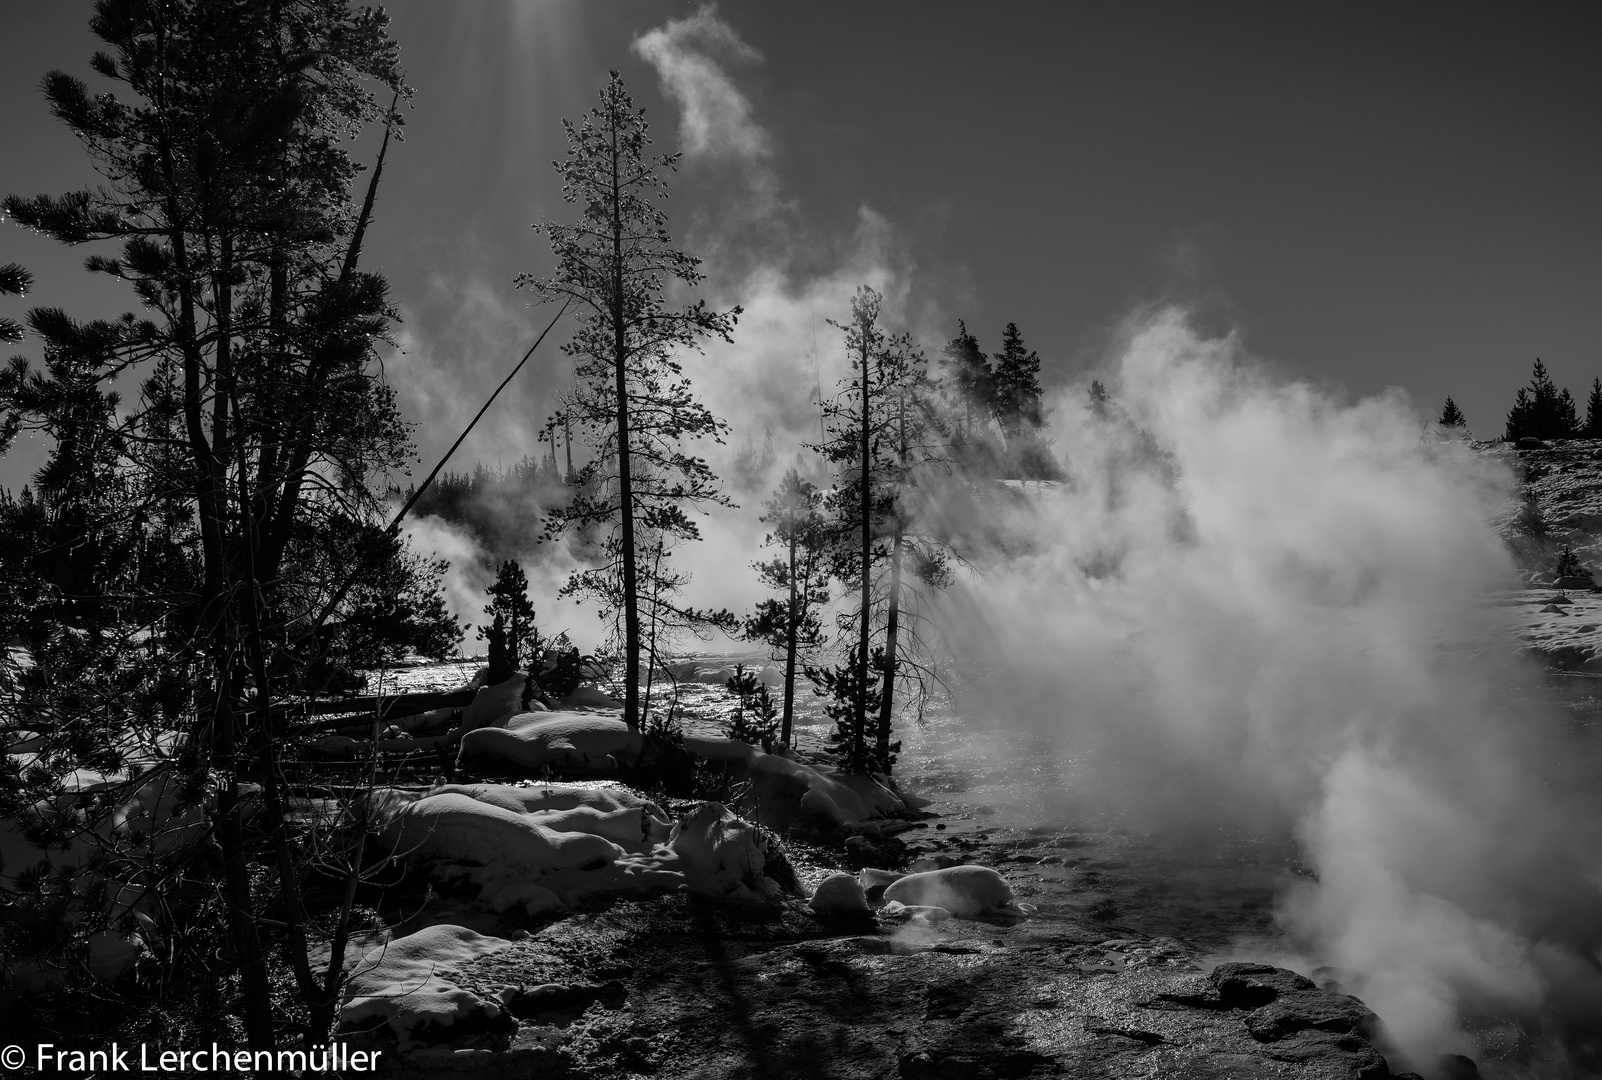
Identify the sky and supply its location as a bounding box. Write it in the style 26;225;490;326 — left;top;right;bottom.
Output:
2;0;1600;488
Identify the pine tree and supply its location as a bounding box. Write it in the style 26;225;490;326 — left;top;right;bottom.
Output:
478;559;538;681
724;664;779;751
991;322;1044;437
938;320;993;436
517;73;739;729
1585;379;1602;438
744;467;830;746
0;262;31;344
0;0;421;1048
811;645;895;774
1439;397;1465;427
808;286;951;774
1505;359;1575;440
1559;388;1580;436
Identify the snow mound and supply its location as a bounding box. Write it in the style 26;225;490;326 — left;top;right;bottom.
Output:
459;673;530;732
669;801;780;901
379;792;624;875
809;872;872;916
680;735;906;826
368;785;778;913
458;711;644;772
340;924;508;1049
561;686;623;709
881;865;1015;918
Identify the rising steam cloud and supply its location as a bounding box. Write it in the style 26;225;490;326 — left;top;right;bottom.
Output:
945;308;1602;1071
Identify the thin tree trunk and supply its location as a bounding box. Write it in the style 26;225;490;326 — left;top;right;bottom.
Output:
610;136;640;730
782;528;798;747
856;320;872;766
876;387;907;766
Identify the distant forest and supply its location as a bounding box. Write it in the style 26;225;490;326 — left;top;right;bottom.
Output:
1443;359;1602;442
389;453;575;566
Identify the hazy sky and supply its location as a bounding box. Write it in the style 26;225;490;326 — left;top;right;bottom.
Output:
3;1;1599;490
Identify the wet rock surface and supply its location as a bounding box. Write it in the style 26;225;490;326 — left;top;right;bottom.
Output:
351;892;1402;1079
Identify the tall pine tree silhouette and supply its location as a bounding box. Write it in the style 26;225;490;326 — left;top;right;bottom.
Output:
1585;378;1602;438
1505;359;1577;441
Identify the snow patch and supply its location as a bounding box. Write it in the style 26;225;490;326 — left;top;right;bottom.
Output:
881;865;1017;918
680;734;906;826
339;924;508;1048
458;712;644;772
368;784;780;913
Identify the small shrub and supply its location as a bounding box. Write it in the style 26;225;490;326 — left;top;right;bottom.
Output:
723;665;779;751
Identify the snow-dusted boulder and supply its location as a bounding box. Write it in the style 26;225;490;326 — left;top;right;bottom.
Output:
340;924;509;1049
882;865;1016;918
378;792;623;875
669;801;779;900
458;711;644;772
562;685;623;709
459;672;530;732
678;734;906;827
809;872;871;916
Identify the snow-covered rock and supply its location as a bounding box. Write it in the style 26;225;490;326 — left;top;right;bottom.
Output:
809;872;872;916
882;865;1016;918
459;672;530;732
561;685;623;709
458;711;644;772
379;791;624;876
366;784;777;914
669;801;780;901
340;924;509;1049
679;734;907;827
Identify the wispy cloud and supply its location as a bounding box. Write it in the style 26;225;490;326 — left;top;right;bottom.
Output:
632;5;769;163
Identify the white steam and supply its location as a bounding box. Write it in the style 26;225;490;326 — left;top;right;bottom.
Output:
632;4;768;163
945;308;1602;1068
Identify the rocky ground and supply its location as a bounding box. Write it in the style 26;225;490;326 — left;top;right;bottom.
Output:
344;881;1406;1080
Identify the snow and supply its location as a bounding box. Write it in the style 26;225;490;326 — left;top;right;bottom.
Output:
340;923;509;1049
458;711;644;772
809;872;872;916
679;734;907;827
368;784;780;914
0;766;209;987
881;865;1017;918
667;801;780;901
459;672;530;732
561;686;623;708
379;791;626;876
881;900;954;924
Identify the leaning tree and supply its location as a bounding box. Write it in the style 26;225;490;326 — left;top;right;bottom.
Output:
0;0;452;1050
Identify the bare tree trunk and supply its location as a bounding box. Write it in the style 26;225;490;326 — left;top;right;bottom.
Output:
877;535;902;766
856;319;873;766
876;388;907;765
782;528;798;747
611;139;640;730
